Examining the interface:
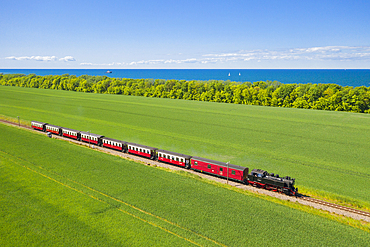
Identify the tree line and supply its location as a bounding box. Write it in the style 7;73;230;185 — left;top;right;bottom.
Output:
1;73;370;113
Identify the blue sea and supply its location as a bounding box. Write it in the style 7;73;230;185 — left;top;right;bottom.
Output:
1;69;370;87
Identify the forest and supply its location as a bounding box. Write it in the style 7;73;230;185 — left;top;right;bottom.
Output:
1;73;370;113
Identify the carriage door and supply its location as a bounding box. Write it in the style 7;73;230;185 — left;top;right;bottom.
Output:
219;167;224;176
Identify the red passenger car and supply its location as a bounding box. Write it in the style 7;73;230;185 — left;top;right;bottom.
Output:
45;124;62;135
80;131;104;145
157;149;191;168
127;143;157;160
61;127;80;140
191;156;248;182
31;121;47;131
102;137;127;152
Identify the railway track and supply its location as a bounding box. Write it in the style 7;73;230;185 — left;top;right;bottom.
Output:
299;196;370;218
1;118;370;222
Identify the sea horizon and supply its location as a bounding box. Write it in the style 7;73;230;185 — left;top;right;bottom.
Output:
1;68;370;87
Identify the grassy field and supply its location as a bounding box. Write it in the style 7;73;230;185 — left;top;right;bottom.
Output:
1;122;370;246
1;85;370;208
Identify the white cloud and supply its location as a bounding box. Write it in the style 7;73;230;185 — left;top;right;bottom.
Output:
76;46;370;67
59;56;76;62
80;62;118;66
202;46;370;62
5;55;75;62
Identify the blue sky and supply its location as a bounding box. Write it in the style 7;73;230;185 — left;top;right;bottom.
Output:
1;0;370;69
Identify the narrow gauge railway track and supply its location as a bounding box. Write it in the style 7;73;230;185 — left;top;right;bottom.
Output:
299;196;370;218
1;118;370;223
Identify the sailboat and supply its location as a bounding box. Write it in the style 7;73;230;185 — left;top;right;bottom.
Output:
228;73;230;76
239;73;241;76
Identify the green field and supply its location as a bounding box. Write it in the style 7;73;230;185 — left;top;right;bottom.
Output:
1;122;370;246
1;85;370;208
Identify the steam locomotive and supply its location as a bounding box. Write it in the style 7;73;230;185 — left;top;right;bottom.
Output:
31;120;298;196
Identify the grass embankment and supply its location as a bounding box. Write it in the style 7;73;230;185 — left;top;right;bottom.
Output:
1;85;370;211
1;123;370;246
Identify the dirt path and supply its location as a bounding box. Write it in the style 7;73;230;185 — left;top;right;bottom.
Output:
2;119;370;223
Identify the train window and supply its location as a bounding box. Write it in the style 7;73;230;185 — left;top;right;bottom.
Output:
176;157;179;161
232;170;236;175
181;158;184;162
207;165;211;169
220;167;223;172
171;156;174;160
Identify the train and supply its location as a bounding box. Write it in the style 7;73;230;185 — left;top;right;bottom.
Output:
31;120;298;196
